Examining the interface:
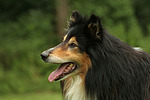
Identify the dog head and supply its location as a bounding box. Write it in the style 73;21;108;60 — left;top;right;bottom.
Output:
41;11;103;82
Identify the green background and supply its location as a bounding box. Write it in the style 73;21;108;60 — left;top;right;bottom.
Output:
0;0;150;99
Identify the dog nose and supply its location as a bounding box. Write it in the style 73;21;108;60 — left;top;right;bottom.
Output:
40;52;49;61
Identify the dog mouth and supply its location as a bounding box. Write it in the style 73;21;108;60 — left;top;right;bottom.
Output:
48;62;77;82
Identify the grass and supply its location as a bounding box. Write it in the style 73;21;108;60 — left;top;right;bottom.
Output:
0;91;63;100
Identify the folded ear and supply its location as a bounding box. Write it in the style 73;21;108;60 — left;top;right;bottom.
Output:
68;10;82;28
88;14;103;39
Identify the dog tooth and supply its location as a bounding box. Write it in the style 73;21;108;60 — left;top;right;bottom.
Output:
66;67;70;70
64;69;68;72
70;63;73;67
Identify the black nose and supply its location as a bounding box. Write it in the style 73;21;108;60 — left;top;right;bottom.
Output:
40;52;49;61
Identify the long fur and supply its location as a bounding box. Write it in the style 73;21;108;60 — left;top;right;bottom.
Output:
85;31;150;100
62;11;150;100
62;76;87;100
42;11;150;100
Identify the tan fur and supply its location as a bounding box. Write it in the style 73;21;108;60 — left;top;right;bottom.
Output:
63;56;91;100
47;36;92;100
63;35;67;41
68;37;78;46
70;16;76;22
49;37;89;65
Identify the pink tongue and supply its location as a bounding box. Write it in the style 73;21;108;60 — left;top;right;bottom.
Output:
48;64;67;82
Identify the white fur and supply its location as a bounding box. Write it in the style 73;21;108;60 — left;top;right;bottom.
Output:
64;75;87;100
133;47;143;51
63;75;97;100
46;56;68;63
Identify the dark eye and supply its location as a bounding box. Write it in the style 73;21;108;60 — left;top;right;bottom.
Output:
69;43;77;48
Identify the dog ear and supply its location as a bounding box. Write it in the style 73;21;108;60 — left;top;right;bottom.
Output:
70;10;82;23
68;10;82;28
88;14;103;39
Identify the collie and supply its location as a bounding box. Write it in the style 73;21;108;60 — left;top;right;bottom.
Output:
41;11;150;100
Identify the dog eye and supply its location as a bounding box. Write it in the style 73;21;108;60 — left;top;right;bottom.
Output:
69;43;77;48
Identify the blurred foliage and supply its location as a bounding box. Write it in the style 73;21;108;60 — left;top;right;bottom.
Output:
0;10;60;94
69;0;150;49
0;0;56;21
1;92;62;100
0;0;150;94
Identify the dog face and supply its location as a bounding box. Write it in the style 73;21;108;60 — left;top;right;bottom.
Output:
41;11;102;82
41;27;91;82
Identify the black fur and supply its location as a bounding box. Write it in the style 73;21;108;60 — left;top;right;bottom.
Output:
85;32;150;100
63;11;150;100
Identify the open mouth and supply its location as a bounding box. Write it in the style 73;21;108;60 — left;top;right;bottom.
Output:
48;62;77;82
